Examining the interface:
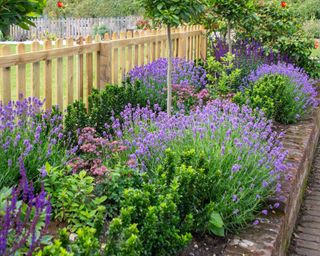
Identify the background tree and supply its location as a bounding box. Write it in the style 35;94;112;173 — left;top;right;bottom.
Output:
0;0;46;35
206;0;256;53
44;0;142;18
137;0;204;115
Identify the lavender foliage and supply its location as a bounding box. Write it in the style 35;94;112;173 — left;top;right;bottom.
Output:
0;161;51;256
0;97;67;188
109;101;288;231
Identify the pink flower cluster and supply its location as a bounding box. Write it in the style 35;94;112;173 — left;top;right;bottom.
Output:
68;127;127;176
171;84;211;110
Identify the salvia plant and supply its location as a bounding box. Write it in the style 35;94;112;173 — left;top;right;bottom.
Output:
210;37;292;87
108;100;288;231
0;97;67;189
0;161;51;256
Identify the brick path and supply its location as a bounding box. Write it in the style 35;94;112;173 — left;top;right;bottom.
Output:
289;144;320;256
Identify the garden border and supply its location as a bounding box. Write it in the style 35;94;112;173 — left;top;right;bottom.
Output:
223;107;320;256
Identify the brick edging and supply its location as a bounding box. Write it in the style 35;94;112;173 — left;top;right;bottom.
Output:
223;107;320;256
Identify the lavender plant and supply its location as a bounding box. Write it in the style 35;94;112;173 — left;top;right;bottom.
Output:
128;58;207;109
0;161;51;256
108;101;288;232
0;97;67;188
235;63;318;123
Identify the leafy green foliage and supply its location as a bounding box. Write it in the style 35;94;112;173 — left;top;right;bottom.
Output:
36;227;100;256
137;0;203;27
204;0;256;51
0;0;46;34
206;53;242;96
95;166;146;218
234;74;308;124
292;0;320;20
43;164;107;232
92;24;111;38
44;0;142;18
238;0;320;78
65;80;148;143
104;149;227;255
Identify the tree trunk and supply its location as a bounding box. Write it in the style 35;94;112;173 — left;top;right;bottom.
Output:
166;24;173;116
227;21;232;54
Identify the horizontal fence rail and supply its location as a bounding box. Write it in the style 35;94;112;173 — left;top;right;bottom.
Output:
9;16;140;41
0;25;206;110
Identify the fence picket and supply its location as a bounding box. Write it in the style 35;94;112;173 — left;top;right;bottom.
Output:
17;44;26;98
31;41;40;99
112;32;119;85
77;37;84;100
56;38;64;109
86;36;93;100
126;31;133;72
44;40;52;109
1;46;11;104
67;38;74;104
119;32;126;80
95;34;101;89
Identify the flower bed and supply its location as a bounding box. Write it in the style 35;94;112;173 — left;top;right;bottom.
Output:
0;51;318;255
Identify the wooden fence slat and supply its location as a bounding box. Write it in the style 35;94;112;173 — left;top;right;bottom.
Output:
56;38;64;110
133;31;139;67
112;32;119;85
44;40;52;109
95;34;101;89
67;38;74;104
139;31;145;66
126;31;133;73
77;37;84;100
1;46;11;105
86;36;93;99
31;41;40;99
17;44;26;98
119;31;126;80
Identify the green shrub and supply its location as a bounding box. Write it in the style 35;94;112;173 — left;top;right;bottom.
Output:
43;164;107;232
65;80;149;143
206;53;242;96
234;74;302;123
36;227;100;256
234;62;318;124
95;166;146;218
92;24;111;38
104;149;229;255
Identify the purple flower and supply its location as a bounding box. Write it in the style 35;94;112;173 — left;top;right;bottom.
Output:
232;195;238;202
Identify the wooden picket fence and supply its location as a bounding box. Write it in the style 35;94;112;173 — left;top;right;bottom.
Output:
9;16;140;40
0;25;206;110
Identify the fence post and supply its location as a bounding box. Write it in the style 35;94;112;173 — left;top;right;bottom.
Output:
99;40;112;86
